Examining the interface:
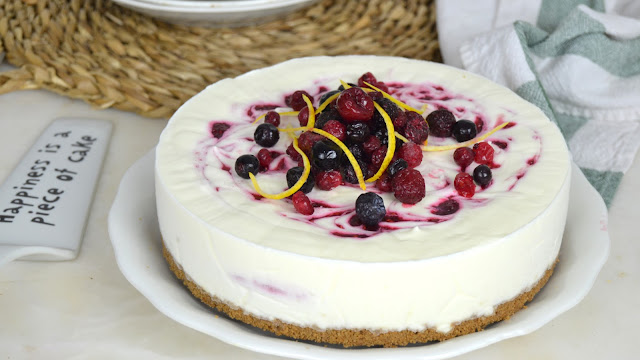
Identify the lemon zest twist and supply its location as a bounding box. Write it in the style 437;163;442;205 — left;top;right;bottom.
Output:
366;103;396;183
302;94;316;129
363;81;424;114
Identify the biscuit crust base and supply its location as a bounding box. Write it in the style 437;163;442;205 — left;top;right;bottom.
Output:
163;244;557;348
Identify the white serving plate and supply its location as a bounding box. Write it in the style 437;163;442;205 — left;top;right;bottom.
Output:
108;149;609;360
111;0;317;27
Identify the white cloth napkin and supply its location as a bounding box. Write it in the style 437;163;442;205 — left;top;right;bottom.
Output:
437;0;640;206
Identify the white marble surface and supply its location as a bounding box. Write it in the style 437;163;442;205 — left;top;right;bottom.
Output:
0;63;638;360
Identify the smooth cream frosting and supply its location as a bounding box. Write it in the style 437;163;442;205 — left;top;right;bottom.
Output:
155;56;571;333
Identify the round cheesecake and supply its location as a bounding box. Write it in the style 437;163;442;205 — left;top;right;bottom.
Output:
155;56;571;347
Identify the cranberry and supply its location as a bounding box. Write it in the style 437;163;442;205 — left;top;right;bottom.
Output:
397;142;423;168
336;87;375;122
431;198;460;215
286;90;314;111
292;191;314;215
357;72;378;88
211;123;230;139
298;131;324;154
234;154;259;179
453;147;475;170
363;135;381;153
373;82;389;93
286;143;302;161
454;172;475;198
370;145;387;168
316;170;343;190
375;173;393;192
322;120;346;141
426;109;456;138
257;148;274;169
264;111;280;127
392;168;426;204
403;111;429;144
473;142;494;165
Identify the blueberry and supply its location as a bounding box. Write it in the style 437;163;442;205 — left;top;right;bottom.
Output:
355;192;386;227
346;122;370;143
254;123;280;147
387;158;408;178
286;166;315;193
315;107;342;129
319;90;341;105
473;164;492;188
312;140;341;171
373;97;401;122
452;120;477;142
234;154;260;179
344;143;366;163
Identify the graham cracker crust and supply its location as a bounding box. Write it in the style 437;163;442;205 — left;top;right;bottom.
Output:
162;244;557;348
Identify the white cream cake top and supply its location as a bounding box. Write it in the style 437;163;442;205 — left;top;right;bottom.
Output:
156;56;570;262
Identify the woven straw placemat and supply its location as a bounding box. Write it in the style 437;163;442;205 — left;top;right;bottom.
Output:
0;0;441;119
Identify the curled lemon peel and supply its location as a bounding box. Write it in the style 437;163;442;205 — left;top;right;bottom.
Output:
395;132;409;143
249;137;311;200
316;92;340;114
302;94;316;129
252;110;299;124
308;128;366;190
366;103;396;183
363;81;424;114
422;122;510;152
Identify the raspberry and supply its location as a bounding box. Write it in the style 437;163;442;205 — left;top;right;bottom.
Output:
322;120;346;141
297;131;324;153
392;110;407;130
403;111;429;144
298;107;310;126
264;111;280;127
375;173;393;192
257;148;274;169
336;87;375;122
211;123;230;139
362;135;381;153
426;109;456;138
453;147;475;170
292;191;314;215
315;170;343;190
454;172;475;198
286;90;313;111
397;142;423;168
370;145;387;168
473;142;494;165
392;168;426;204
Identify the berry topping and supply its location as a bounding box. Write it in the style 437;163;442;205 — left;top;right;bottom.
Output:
426;109;456;138
336;87;375;122
375;173;393;192
264;111;280;127
397;142;423;168
453;147;475;170
473;164;492;188
322;120;346;142
286;90;314;111
315;107;342;129
370;145;387;168
297;131;324;153
392;168;426;204
211;123;231;139
362;135;382;154
454;172;475;198
431;199;460;215
254;123;280;148
473;142;494;165
403;111;429;144
315;170;343;191
286;166;315;194
346;122;371;143
312;140;341;171
452;120;477;142
257;148;274;169
387;158;408;177
355;192;386;227
319;90;341;106
375;98;401;121
235;154;260;179
298;107;310;126
392;110;408;130
292;191;314;215
357;72;377;88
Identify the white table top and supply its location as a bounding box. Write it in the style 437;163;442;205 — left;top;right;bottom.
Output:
0;62;637;360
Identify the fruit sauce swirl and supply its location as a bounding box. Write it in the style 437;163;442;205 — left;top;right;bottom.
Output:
194;80;542;239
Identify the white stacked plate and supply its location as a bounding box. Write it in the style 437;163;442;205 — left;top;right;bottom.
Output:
111;0;318;27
